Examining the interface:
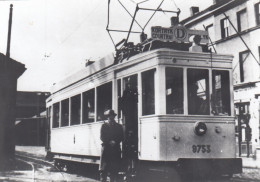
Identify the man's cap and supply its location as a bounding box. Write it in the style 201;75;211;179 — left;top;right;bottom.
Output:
104;109;117;117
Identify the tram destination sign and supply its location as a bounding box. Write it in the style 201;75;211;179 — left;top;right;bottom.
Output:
151;25;209;44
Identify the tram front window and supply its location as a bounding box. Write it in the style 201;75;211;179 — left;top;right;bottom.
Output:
212;70;231;115
166;67;183;114
188;69;209;115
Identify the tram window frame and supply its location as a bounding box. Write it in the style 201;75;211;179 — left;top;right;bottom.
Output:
165;67;184;114
97;81;112;121
83;89;95;123
71;94;81;125
61;98;69;127
187;68;210;115
142;69;155;116
212;70;231;116
52;102;60;128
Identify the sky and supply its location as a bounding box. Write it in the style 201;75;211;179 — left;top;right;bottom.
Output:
0;0;212;92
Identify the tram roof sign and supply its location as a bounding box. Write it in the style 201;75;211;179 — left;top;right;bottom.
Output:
151;25;209;44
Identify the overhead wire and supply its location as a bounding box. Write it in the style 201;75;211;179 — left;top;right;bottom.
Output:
44;1;103;60
117;0;143;30
143;0;165;30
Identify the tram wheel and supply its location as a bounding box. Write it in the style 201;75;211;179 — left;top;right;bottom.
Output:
54;159;62;171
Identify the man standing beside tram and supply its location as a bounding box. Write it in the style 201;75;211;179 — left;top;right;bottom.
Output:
99;109;124;182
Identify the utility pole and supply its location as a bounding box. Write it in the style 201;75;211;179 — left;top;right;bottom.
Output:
6;4;13;58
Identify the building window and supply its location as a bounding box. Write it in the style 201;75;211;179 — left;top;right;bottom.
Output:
237;9;247;32
212;70;230;116
239;50;250;82
71;94;81;125
83;89;95;123
255;3;260;25
97;82;112;121
142;69;155;115
187;69;209;115
52;102;60;128
61;98;69;127
166;67;183;114
220;17;230;38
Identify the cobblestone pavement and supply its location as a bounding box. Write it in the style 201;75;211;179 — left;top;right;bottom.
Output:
1;146;260;182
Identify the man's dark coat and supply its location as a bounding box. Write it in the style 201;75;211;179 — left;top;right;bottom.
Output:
100;121;124;173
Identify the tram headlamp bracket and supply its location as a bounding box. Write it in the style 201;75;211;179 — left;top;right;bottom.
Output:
215;126;222;134
194;122;207;136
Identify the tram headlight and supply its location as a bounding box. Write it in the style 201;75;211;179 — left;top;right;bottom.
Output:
194;122;207;136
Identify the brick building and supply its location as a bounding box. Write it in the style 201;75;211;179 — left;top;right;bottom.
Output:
15;91;50;146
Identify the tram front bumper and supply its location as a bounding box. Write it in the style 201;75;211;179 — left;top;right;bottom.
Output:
177;158;242;176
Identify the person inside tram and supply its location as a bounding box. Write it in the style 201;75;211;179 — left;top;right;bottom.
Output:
120;78;138;130
188;82;208;115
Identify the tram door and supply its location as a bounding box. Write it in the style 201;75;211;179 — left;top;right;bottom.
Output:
120;74;138;167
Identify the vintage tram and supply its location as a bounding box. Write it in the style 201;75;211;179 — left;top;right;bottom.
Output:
45;20;242;180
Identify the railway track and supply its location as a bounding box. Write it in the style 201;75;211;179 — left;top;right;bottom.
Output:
8;153;260;182
15;154;68;182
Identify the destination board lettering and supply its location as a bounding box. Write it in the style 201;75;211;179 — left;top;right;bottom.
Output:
151;27;174;41
151;25;209;44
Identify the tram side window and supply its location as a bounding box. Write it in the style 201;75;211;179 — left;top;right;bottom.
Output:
71;94;81;125
142;69;155;115
52;102;60;128
212;70;231;115
61;99;69;127
83;89;95;123
166;67;184;114
187;69;209;115
97;82;112;121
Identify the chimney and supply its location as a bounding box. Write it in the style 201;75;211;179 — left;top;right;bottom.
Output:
171;16;179;27
190;6;199;16
213;0;231;5
213;0;221;4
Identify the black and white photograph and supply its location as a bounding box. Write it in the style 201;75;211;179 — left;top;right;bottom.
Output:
0;0;260;181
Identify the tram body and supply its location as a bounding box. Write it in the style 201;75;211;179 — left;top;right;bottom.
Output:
46;25;242;177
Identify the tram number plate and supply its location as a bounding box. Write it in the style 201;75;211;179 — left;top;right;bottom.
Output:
192;145;211;153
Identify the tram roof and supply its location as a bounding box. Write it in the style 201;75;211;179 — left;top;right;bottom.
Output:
50;46;233;95
50;53;114;94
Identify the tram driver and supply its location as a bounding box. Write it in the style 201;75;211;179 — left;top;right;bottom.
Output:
188;82;208;115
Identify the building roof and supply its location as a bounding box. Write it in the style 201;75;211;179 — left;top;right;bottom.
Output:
16;91;50;107
0;52;26;78
180;0;247;27
16;91;50;118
